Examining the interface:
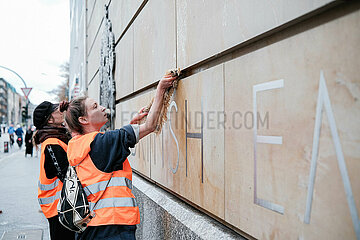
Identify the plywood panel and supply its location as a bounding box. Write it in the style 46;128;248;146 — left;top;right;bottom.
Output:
150;65;225;218
116;91;153;177
225;9;360;240
177;0;334;69
133;0;176;91
87;0;107;56
114;26;134;99
108;0;143;42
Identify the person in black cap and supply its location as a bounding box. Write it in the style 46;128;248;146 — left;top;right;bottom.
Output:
33;101;74;240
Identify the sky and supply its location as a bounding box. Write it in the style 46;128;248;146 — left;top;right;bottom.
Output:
0;0;70;105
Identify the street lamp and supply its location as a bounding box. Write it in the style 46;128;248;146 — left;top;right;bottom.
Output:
0;65;27;87
0;65;31;124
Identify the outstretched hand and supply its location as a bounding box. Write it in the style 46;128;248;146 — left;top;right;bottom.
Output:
157;74;177;91
130;106;148;124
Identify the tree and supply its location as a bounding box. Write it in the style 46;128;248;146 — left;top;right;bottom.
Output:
48;62;69;101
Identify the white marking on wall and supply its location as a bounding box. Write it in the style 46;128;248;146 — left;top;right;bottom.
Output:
304;71;360;239
253;79;284;214
257;135;283;145
168;101;180;174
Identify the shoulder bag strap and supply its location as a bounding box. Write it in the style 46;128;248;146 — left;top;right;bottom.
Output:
47;145;63;180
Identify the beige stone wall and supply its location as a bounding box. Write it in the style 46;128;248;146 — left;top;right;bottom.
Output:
69;0;87;99
75;0;360;239
6;88;23;125
224;9;360;239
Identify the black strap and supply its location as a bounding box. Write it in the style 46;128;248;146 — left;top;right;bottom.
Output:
47;145;63;180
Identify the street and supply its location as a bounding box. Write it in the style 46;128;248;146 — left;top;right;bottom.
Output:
0;133;49;240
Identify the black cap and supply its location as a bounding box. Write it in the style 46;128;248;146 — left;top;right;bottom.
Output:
33;101;59;129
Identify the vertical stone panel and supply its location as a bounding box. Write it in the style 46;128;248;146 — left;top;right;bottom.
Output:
224;9;360;239
116;91;153;177
108;0;143;42
86;0;96;27
87;71;100;103
151;65;225;218
69;1;87;98
115;26;134;99
87;22;103;85
133;0;176;91
177;0;334;69
87;0;107;56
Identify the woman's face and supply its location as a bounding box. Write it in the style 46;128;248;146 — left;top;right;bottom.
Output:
84;98;108;128
49;107;64;126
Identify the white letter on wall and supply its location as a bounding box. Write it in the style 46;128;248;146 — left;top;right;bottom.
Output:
168;101;180;174
253;79;284;214
304;71;360;239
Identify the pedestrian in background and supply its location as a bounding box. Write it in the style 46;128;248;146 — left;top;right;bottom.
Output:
25;125;34;157
15;124;24;148
7;123;14;147
60;73;177;240
33;101;75;240
1;123;5;133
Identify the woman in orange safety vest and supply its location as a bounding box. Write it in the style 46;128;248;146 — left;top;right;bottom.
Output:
33;101;75;240
60;73;177;240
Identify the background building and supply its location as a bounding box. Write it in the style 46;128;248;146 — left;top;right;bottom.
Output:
69;1;360;239
0;77;31;127
0;78;7;124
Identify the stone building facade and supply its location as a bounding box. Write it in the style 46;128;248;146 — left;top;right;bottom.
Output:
0;77;29;126
69;1;360;239
0;78;7;124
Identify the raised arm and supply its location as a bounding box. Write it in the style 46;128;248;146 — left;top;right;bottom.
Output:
138;74;177;139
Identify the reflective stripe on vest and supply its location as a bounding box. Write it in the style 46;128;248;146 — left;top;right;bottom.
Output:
38;191;61;205
84;177;132;196
38;179;60;191
89;197;137;211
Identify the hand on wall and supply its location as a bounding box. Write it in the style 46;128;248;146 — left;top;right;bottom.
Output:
130;106;148;125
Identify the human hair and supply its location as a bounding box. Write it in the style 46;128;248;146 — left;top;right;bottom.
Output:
60;96;88;134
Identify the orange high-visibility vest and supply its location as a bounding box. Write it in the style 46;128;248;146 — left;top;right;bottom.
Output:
67;131;140;226
38;138;67;218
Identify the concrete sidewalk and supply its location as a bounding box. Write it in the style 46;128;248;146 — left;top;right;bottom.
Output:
0;148;49;240
0;133;39;160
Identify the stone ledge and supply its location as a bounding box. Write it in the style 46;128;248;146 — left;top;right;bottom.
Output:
132;173;247;240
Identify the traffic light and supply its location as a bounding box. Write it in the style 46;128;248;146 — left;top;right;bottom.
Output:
22;105;28;120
